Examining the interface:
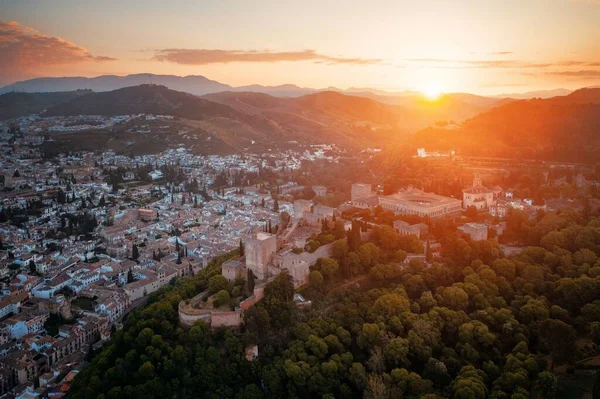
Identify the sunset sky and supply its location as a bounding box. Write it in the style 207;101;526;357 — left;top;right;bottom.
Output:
1;0;600;94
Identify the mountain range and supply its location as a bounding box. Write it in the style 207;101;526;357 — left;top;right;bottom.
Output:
0;73;575;100
37;85;425;152
3;80;599;162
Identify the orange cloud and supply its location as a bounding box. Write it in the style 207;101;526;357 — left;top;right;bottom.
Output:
406;58;600;70
545;70;600;78
0;21;116;82
152;48;380;65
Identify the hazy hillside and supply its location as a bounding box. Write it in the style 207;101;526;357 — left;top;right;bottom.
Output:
412;88;600;162
0;90;91;120
40;85;418;154
496;88;572;99
0;74;232;96
13;84;599;160
204;90;506;132
557;87;600;104
2;74;518;124
0;73;502;112
43;84;241;119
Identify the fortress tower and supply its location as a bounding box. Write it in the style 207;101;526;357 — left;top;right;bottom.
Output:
245;232;277;280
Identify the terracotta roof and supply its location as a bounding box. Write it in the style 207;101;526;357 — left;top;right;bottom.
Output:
463;186;493;194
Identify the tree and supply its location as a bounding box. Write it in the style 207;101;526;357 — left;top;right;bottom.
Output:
208;275;228;293
85;343;96;362
539;319;577;367
452;366;487;399
357;323;381;350
438;286;469;311
132;244;139;260
309;270;324;287
13;169;20;178
239;240;245;256
247;269;255;292
332;239;349;261
262;273;295;329
385;337;410;367
138;361;155;380
273;198;279;212
28;260;37;274
127;269;134;283
244;306;270;340
536;371;558;399
320;257;339;278
371;225;401;252
214;290;231;308
372;293;410;318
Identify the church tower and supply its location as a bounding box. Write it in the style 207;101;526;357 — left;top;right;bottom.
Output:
473;173;482;187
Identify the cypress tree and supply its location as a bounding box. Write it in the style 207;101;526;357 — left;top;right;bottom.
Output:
127;269;134;283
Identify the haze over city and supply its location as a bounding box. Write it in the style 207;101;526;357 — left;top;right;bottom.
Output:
2;0;600;94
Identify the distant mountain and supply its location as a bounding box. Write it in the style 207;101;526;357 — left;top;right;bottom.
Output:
10;83;598;160
497;88;571;99
41;85;421;154
412;88;600;162
234;84;317;97
0;90;91;120
43;84;240;119
558;87;600;104
202;90;511;134
2;74;522;124
1;74;231;96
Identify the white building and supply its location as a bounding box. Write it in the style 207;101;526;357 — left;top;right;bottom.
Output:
458;223;488;241
463;174;495;211
379;187;462;218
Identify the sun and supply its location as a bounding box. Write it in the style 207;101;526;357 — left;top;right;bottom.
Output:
422;83;443;100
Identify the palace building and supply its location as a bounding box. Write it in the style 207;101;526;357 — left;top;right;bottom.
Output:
462;174;495;210
378;187;462;218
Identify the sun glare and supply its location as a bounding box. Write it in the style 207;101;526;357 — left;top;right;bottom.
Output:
422;84;443;100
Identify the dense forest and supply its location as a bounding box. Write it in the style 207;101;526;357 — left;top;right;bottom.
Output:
69;208;600;398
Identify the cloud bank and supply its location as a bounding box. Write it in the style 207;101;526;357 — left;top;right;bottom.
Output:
152;48;381;65
0;21;116;82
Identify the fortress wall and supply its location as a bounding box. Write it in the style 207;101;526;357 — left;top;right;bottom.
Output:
211;310;242;328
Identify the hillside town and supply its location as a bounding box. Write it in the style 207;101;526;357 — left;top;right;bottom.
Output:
1;114;599;397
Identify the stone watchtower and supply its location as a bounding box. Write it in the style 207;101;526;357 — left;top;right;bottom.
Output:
245;232;277;280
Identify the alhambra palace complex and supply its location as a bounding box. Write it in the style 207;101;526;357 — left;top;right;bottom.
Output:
178;174;501;329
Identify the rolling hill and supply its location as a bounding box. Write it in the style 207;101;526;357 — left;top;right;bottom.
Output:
202;90;511;134
0;74;231;96
10;84;598;161
39;85;419;153
0;90;91;120
2;74;514;125
412;88;600;162
42;84;241;119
